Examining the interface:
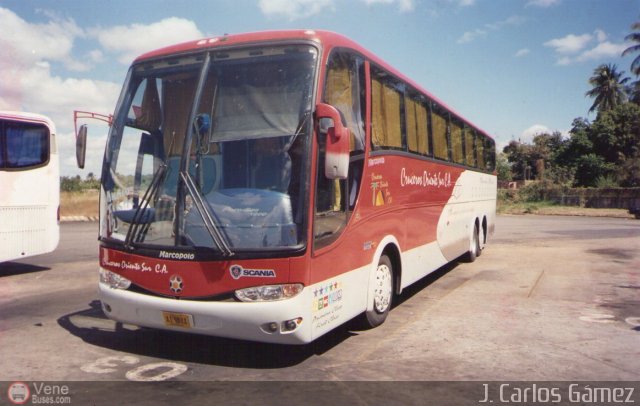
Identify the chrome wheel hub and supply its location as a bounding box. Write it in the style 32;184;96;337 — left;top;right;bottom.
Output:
373;263;392;313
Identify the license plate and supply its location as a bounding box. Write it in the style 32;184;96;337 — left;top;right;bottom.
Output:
162;311;194;328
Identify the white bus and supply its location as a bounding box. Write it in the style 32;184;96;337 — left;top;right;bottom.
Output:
0;111;60;262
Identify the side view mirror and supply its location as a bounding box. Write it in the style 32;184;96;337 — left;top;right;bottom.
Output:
316;103;350;180
76;124;87;169
73;110;113;170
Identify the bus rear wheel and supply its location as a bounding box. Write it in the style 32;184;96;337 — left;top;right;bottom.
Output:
363;254;394;328
465;223;481;263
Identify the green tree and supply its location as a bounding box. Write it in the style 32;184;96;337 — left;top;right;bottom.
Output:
495;152;512;181
60;175;83;192
589;103;640;186
585;64;629;114
573;154;614;187
502;139;546;180
627;80;640;104
589;102;640;164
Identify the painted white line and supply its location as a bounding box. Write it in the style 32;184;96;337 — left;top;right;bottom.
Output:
579;313;615;323
125;362;188;382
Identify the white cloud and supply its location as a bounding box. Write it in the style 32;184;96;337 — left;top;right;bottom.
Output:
556;56;573;66
521;124;551;143
0;7;119;120
594;28;607;43
457;29;487;44
92;17;203;64
457;15;524;44
445;0;476;6
544;33;592;54
545;29;629;66
258;0;335;20
0;7;83;70
526;0;560;7
577;41;627;62
362;0;415;12
515;48;530;57
0;10;214;175
397;0;416;12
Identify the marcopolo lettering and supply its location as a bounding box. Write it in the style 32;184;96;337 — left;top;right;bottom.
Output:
159;251;195;260
230;264;276;280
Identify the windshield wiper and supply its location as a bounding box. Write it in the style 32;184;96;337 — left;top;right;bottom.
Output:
124;163;167;248
180;171;234;257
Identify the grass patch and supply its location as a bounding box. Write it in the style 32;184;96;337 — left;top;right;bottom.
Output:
497;196;633;218
60;190;99;218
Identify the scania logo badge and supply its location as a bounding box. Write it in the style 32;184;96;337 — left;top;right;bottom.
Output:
230;265;243;280
169;275;184;294
229;264;276;280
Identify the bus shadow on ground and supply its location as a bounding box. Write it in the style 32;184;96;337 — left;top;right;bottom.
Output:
57;300;358;369
56;260;460;369
0;262;50;277
393;260;460;308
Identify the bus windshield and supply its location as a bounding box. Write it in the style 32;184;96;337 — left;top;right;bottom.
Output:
102;45;317;253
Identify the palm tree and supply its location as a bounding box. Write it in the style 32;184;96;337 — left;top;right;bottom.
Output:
628;80;640;104
585;64;629;114
622;21;640;76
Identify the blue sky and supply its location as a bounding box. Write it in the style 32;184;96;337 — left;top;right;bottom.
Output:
0;0;638;176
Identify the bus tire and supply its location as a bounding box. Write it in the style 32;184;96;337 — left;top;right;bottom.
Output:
465;223;480;263
476;220;484;257
363;254;394;328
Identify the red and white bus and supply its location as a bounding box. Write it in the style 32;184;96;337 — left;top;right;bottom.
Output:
76;30;496;344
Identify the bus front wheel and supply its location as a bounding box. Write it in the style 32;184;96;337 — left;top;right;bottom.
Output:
363;254;394;328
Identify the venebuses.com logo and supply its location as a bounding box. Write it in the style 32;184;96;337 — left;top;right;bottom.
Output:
7;382;72;404
7;382;29;404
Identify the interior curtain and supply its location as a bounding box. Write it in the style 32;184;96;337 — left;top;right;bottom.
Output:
162;77;198;156
372;76;401;149
432;110;448;160
134;79;162;133
451;122;463;164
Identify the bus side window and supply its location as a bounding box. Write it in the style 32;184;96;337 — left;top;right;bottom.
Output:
451;119;464;165
485;138;496;171
476;133;485;170
465;128;476;168
315;51;365;249
405;93;429;156
431;105;449;161
371;69;404;150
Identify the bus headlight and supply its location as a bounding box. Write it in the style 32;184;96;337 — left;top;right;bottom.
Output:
99;268;132;290
235;284;303;302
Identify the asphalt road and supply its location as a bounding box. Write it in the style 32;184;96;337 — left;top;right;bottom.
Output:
1;216;639;403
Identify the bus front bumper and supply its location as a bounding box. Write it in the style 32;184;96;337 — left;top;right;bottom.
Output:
98;282;313;345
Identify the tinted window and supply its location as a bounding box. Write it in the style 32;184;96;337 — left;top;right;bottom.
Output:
431;106;449;161
405;94;429;156
451;119;464;165
465;128;476;167
0;120;49;169
371;68;403;150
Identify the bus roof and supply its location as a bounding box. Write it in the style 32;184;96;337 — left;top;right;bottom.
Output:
0;111;56;134
133;30;493;141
